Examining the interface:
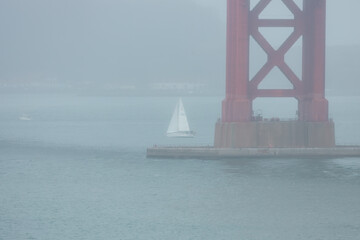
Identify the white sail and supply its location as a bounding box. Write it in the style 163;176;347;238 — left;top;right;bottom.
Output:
167;101;180;134
167;98;194;137
177;99;190;132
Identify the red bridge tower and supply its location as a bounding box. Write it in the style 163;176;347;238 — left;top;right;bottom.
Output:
214;0;335;148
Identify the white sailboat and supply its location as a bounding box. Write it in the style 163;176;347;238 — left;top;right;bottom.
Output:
19;114;32;121
166;98;195;138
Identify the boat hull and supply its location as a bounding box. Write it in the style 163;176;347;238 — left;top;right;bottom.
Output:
166;131;195;138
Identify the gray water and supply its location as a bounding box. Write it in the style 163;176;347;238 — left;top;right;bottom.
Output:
1;94;360;240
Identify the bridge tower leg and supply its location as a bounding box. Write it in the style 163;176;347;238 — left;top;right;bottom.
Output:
214;0;335;148
300;0;328;122
222;0;252;123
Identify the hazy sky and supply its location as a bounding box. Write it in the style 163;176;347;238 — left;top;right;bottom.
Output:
0;0;359;87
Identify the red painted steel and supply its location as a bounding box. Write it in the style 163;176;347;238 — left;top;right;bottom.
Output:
222;0;252;122
300;0;328;121
222;0;329;123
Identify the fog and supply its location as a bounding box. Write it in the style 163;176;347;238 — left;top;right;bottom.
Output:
1;1;360;239
0;0;359;95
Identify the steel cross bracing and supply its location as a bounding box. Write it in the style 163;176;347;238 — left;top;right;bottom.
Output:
249;0;302;99
222;0;328;122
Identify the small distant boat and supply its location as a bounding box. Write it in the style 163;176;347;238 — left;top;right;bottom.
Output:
19;114;32;121
166;98;195;138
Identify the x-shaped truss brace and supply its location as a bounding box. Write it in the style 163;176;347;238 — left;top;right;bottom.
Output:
248;0;304;100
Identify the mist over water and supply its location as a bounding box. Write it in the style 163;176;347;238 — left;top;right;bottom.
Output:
1;0;360;239
1;94;360;240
